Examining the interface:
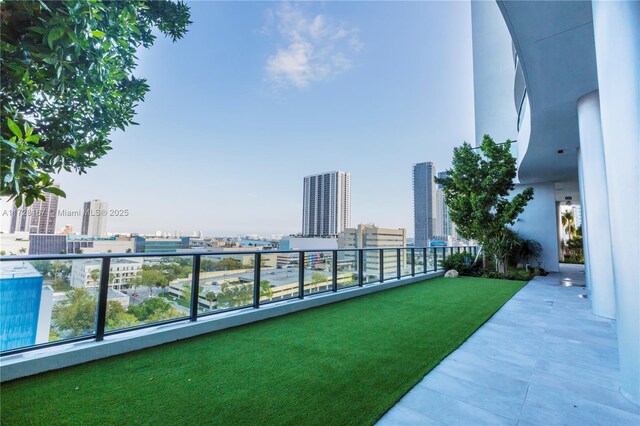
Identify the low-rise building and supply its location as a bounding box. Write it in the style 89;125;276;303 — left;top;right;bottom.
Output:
0;233;30;255
28;234;66;255
338;224;407;277
277;236;338;268
134;236;190;253
70;258;144;290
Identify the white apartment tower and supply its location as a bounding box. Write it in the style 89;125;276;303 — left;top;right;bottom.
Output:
9;185;60;234
302;171;351;237
81;199;108;237
435;171;456;239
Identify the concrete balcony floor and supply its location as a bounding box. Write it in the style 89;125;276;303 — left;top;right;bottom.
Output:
378;264;640;425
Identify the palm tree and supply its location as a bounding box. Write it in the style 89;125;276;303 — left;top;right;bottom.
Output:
561;211;576;239
89;268;100;286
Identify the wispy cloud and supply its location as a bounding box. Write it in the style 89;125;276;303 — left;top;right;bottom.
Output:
264;3;362;89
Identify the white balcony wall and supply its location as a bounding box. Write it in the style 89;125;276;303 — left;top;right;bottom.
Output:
511;182;560;273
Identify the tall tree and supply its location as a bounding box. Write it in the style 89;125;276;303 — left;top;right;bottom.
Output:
435;135;534;273
561;210;576;239
1;0;191;204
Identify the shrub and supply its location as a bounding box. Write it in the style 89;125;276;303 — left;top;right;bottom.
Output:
442;252;475;275
510;237;542;267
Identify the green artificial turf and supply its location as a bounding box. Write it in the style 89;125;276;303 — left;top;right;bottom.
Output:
1;277;524;425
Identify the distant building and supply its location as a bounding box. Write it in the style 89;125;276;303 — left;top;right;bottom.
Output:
435;171;457;241
70;258;144;290
66;236;135;254
0;234;30;255
302;171;351;237
0;262;53;351
81;199;108;237
413;162;437;247
338;224;406;278
28;234;66;255
277;236;338;268
9;185;60;234
134;236;190;253
59;224;74;235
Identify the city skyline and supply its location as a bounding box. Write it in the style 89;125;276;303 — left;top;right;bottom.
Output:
0;2;475;237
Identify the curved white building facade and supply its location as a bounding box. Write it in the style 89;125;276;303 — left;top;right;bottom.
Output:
472;0;639;405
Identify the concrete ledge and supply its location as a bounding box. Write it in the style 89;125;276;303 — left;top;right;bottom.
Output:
1;271;444;382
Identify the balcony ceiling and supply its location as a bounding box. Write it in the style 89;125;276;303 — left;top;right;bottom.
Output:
498;1;598;183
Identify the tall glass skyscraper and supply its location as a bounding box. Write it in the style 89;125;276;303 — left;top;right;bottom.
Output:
413;162;436;247
302;171;351;237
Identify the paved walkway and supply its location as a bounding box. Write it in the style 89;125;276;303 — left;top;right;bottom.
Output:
378;265;640;425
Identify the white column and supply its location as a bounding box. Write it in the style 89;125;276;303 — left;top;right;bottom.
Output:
592;0;640;405
576;153;592;292
577;91;615;319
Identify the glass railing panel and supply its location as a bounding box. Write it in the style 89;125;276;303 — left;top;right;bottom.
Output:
414;249;426;274
400;249;412;277
362;250;380;284
425;249;436;271
304;251;333;295
337;250;358;289
261;253;299;303
105;256;190;332
196;254;256;314
382;249;398;280
436;248;445;270
0;259;98;351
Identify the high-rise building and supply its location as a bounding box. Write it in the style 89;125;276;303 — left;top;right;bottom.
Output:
435;171;456;240
302;171;351;237
413;162;437;247
9;185;60;234
81;199;108;237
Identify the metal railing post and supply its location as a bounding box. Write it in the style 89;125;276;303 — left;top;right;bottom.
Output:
411;248;415;276
396;249;401;279
433;248;437;272
95;257;111;341
379;249;384;283
332;250;338;292
443;247;447;265
358;250;364;286
298;251;305;299
253;253;261;308
423;248;427;274
190;255;201;321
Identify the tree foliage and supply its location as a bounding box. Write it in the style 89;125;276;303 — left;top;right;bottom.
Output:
130;268;169;297
435;135;534;272
52;288;180;336
201;258;247;272
215;280;272;309
127;297;180;322
1;0;191;204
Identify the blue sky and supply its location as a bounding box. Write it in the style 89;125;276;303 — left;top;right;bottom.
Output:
2;1;476;237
